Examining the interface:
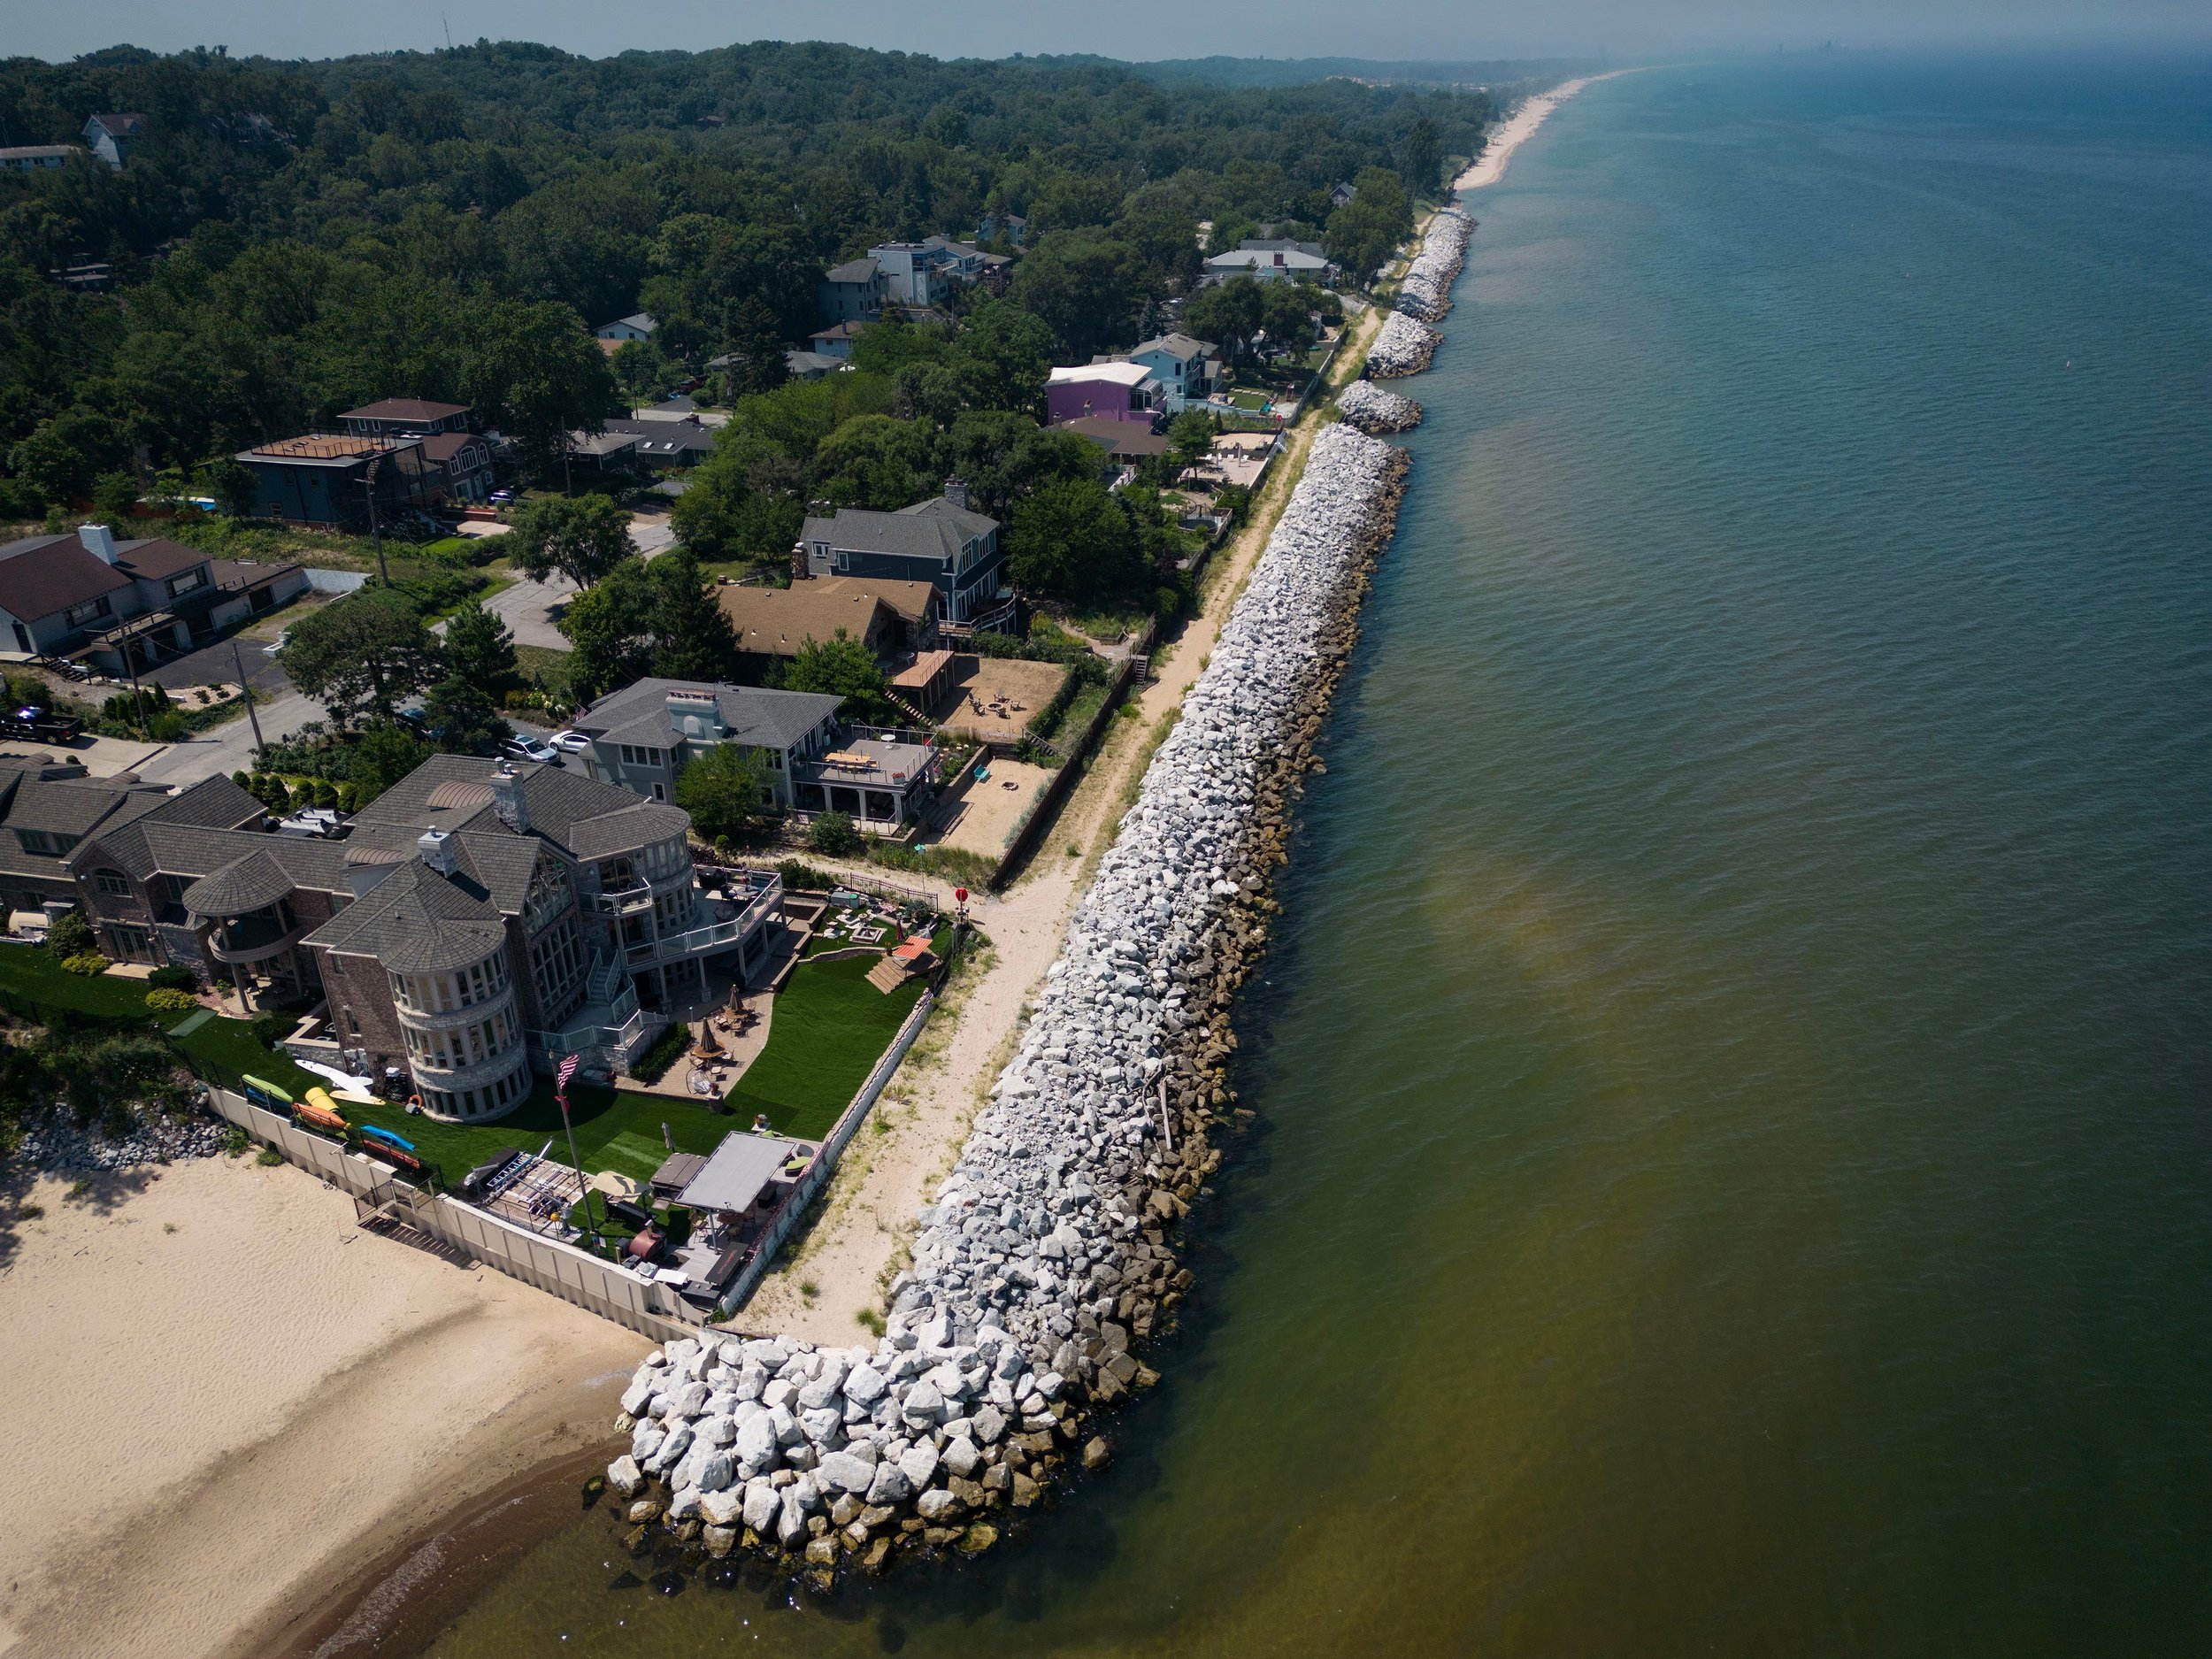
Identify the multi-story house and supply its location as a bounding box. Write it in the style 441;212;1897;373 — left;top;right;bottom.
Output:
0;525;307;674
1116;333;1225;412
572;680;941;834
337;399;472;440
1;767;265;933
234;434;435;530
62;755;785;1122
818;259;887;326
796;484;1010;630
83;113;146;168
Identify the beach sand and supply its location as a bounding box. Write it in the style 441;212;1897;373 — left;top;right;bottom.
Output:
1453;71;1637;193
0;1156;643;1659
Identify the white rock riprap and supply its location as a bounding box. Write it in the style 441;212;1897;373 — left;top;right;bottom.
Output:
1336;380;1424;434
1394;206;1473;322
1367;311;1443;379
600;425;1409;1583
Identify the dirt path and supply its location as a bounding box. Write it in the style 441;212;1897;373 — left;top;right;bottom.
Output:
741;250;1420;1342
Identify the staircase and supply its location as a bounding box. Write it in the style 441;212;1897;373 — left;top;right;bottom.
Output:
865;955;914;995
886;689;930;724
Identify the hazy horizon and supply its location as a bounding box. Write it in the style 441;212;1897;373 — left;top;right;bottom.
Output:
10;0;2208;69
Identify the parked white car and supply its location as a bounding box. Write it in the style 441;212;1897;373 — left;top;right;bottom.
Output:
501;735;561;766
549;729;593;754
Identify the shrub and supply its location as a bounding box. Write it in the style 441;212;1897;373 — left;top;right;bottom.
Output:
146;987;200;1012
628;1020;691;1085
248;1008;295;1048
776;858;838;893
148;964;201;993
807;811;863;858
43;911;95;959
256;1145;285;1166
60;953;111;976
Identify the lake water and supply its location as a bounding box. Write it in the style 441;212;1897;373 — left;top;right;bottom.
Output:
409;54;2212;1655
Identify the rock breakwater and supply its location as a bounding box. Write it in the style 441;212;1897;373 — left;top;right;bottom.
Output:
1368;311;1444;379
1394;207;1472;321
1336;380;1425;433
603;424;1411;1587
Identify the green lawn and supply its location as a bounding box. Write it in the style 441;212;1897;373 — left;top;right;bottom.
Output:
338;1078;735;1186
0;945;165;1020
513;644;575;699
724;951;929;1140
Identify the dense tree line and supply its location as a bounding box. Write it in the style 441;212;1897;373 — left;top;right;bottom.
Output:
0;41;1488;517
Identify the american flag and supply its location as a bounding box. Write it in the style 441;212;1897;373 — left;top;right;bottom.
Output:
555;1054;580;1109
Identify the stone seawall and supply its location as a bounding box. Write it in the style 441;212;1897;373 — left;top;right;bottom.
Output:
597;203;1484;1588
1338;380;1425;433
600;426;1411;1586
1395;206;1473;322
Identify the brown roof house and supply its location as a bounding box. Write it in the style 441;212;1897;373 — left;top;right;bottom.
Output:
0;525;299;674
339;399;472;440
717;576;941;679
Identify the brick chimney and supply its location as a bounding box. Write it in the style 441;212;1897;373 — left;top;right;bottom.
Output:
491;761;530;833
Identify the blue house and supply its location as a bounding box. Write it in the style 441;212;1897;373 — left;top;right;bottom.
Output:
797;485;1009;630
234;434;434;531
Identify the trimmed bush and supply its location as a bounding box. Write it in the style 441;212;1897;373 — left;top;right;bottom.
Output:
148;964;201;993
60;953;111;976
628;1020;690;1085
146;987;200;1012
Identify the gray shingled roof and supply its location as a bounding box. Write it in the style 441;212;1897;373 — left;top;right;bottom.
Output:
824;257;879;284
11;773;262;882
566;803;690;862
798;496;997;571
353;753;684;866
577;679;841;755
303;858;508;972
181;849;296;918
453;832;544;915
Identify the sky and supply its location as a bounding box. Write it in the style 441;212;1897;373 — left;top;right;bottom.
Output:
11;0;2207;65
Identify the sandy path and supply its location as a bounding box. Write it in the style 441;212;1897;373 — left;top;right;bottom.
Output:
1453;70;1639;192
0;1158;644;1659
742;277;1409;1345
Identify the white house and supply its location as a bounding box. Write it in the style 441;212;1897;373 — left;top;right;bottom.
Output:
1204;245;1332;286
594;313;657;343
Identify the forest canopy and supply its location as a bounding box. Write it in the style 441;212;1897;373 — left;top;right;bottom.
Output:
0;40;1489;513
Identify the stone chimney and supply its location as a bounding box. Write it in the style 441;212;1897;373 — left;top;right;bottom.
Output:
417;827;457;875
491;761;529;833
791;537;810;584
78;524;119;564
943;478;970;511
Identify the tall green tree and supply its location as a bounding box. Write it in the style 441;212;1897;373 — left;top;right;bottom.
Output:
785;628;890;720
349;721;435;807
648;549;739;682
1008;478;1142;605
811;415;940;511
278;587;443;726
507;495;636;590
672;743;765;843
442;598;518;690
461;301;618;480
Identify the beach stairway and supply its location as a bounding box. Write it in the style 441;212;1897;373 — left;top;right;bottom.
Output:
865;954;913;995
887;689;930;725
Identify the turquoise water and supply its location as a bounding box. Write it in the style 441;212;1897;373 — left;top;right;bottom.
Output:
417;56;2212;1655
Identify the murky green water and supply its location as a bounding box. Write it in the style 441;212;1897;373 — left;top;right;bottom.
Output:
410;55;2212;1656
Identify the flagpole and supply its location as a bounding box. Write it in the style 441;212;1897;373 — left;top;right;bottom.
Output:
555;1054;596;1245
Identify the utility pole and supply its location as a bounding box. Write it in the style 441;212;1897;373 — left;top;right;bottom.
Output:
231;640;265;764
362;457;389;586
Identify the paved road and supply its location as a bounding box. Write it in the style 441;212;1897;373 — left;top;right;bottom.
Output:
474;511;677;651
135;685;325;787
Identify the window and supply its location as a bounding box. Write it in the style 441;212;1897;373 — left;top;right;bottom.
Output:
64;595;111;627
94;870;129;897
651;783;665;801
166;569;205;597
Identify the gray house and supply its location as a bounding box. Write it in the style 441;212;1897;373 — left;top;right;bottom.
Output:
797;486;1009;630
572;680;843;810
818;257;887;326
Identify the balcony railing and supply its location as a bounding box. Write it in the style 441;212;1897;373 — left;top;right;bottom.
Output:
612;879;778;970
527;1004;650;1063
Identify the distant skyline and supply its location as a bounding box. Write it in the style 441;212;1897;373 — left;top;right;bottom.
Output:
12;0;2208;66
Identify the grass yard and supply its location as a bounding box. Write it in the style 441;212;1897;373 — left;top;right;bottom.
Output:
724;951;929;1141
0;944;164;1020
172;1018;323;1096
338;1079;734;1187
513;644;575;700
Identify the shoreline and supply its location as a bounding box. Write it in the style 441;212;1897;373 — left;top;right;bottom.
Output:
1452;69;1636;192
0;1159;645;1659
3;208;1465;1659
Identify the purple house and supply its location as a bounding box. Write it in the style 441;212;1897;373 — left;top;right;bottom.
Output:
1046;362;1164;427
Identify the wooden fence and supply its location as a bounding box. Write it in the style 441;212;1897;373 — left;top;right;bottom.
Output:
989;656;1140;891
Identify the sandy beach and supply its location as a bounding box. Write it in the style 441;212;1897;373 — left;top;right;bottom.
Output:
0;218;1433;1659
1454;70;1636;192
0;1157;644;1659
